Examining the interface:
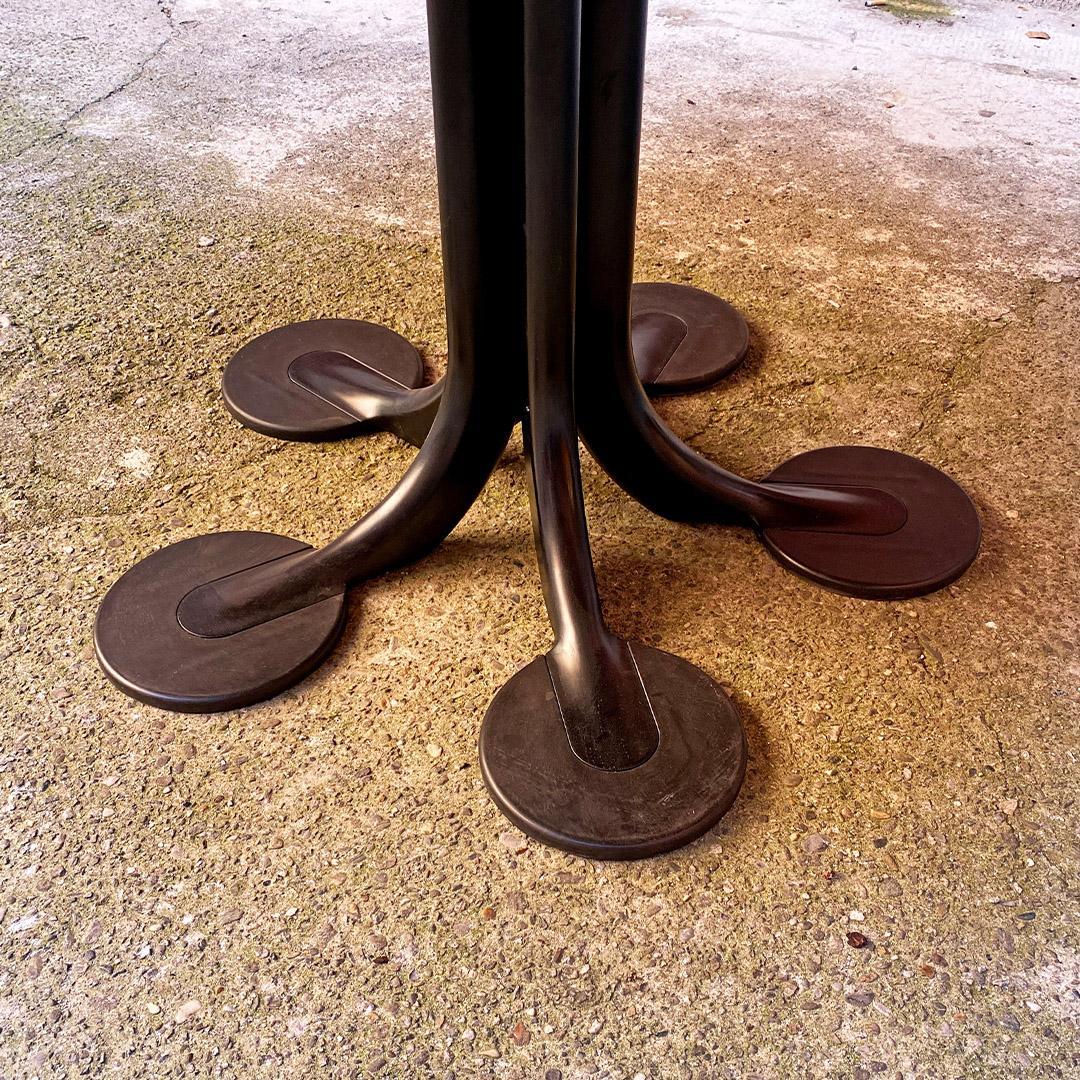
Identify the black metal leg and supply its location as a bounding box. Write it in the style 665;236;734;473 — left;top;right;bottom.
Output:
573;0;981;601
477;0;745;860
95;0;526;710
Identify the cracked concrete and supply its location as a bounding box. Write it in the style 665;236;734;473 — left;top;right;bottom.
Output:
1;1;1078;1078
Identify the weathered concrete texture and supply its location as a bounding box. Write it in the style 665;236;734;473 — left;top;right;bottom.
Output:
1;1;1078;1077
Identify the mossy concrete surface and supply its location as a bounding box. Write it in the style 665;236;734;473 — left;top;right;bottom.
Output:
1;1;1078;1077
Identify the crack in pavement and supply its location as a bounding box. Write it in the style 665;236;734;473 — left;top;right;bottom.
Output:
5;3;180;170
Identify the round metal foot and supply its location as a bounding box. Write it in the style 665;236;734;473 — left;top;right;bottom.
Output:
760;446;981;600
95;532;347;712
222;319;425;441
479;643;746;859
630;283;750;394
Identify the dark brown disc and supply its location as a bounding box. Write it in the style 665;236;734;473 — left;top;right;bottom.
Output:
479;643;746;860
761;446;981;600
632;283;749;394
222;319;424;441
95;532;347;712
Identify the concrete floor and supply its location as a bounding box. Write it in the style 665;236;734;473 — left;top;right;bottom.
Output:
2;0;1079;1076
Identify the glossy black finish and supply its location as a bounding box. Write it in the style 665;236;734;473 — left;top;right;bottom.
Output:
572;0;980;599
96;0;526;704
501;0;658;773
219;286;747;446
173;0;525;641
477;0;745;859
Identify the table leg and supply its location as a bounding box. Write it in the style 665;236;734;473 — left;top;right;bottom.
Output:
574;0;981;601
94;0;526;711
478;0;745;860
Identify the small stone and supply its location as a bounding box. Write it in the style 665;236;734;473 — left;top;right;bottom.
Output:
499;830;528;853
481;906;495;920
147;1003;161;1015
803;834;829;854
220;909;242;924
174;1000;201;1023
588;1019;603;1035
846;990;875;1008
511;1021;530;1046
848;910;865;922
426;742;442;758
847;932;869;949
197;235;216;247
979;109;996;118
25;955;43;977
1026;31;1050;40
545;1072;563;1080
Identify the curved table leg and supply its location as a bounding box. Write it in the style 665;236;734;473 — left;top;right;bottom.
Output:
478;0;745;860
574;0;980;601
94;1;526;711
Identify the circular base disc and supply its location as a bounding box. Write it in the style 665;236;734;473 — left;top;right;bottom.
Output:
95;532;347;712
222;319;424;441
632;283;750;394
761;446;981;600
479;644;746;860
